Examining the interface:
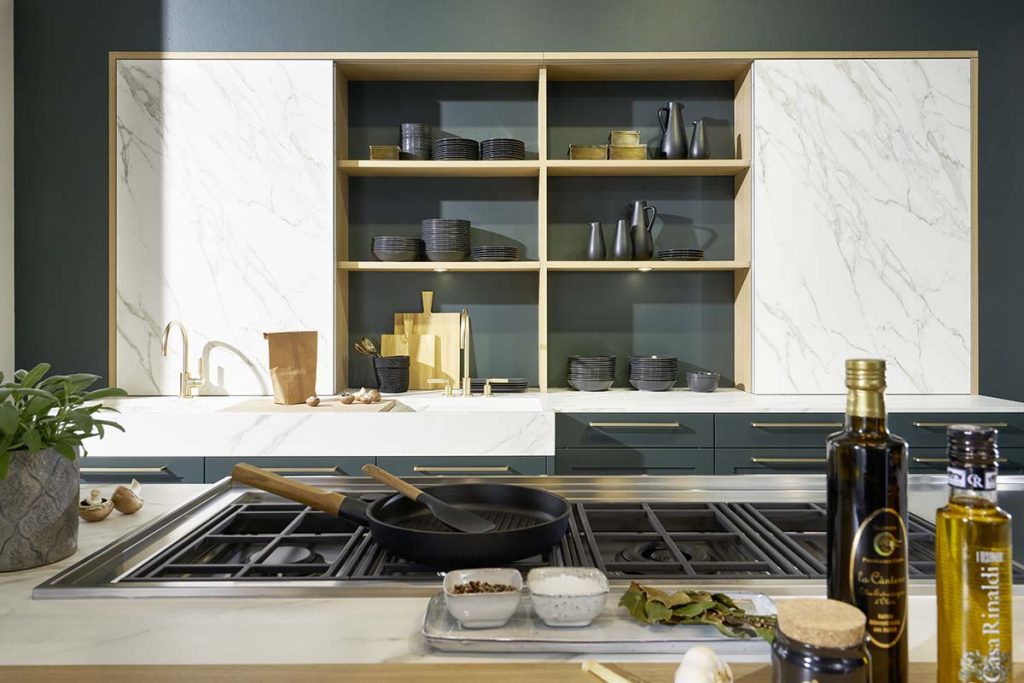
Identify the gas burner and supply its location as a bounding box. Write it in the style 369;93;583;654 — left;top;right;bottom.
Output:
249;545;325;570
616;540;710;565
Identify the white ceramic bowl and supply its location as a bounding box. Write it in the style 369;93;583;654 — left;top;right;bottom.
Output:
443;568;522;629
527;567;609;627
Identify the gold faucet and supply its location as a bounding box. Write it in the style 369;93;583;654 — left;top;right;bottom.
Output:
161;320;206;398
483;378;509;397
460;308;472;397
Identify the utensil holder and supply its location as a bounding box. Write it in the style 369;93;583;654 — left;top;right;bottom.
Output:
374;356;410;393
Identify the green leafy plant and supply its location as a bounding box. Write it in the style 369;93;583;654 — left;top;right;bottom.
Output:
0;363;127;479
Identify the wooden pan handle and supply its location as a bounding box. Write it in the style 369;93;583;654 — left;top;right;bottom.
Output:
232;463;348;516
362;463;424;501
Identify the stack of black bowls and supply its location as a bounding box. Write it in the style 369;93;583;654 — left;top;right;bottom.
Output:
372;236;423;262
374;355;410;393
432;137;480;160
400;123;432;160
481;138;526;160
628;355;678;392
422;219;471;261
567;355;616;392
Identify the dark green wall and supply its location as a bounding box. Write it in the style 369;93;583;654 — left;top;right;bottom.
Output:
14;1;1024;398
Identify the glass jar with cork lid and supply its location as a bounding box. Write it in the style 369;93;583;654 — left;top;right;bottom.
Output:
771;598;870;682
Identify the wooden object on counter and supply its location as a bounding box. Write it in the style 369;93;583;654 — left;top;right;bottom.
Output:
393;291;461;389
220;398;395;413
381;314;438;390
0;662;954;682
263;331;318;405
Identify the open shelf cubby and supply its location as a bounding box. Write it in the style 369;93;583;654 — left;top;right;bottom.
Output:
335;55;752;390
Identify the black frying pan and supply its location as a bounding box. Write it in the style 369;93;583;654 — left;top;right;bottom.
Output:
231;463;570;569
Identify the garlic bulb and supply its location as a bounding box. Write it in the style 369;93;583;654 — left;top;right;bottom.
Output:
674;646;732;683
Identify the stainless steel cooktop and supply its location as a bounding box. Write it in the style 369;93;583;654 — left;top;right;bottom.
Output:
34;475;1024;598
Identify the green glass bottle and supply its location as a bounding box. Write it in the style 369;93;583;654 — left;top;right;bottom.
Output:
826;359;909;683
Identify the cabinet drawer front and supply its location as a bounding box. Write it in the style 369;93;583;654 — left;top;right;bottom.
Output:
80;457;204;484
890;413;1024;448
714;449;827;475
554;448;714;475
204;456;374;482
556;413;713;449
715;413;844;448
908;447;1024;474
377;456;548;477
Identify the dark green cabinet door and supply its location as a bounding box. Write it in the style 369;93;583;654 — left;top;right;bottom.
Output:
554;448;713;475
714;449;827;475
204;456;374;482
557;413;713;449
79;456;204;483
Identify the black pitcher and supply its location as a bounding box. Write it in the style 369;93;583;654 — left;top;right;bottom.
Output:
657;101;688;160
689;119;709;160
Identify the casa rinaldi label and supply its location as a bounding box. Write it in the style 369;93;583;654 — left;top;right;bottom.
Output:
849;507;908;649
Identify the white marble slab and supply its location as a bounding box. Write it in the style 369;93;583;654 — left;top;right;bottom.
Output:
115;60;335;396
752;59;972;394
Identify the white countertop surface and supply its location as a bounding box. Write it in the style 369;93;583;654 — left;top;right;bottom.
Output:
1;484;1021;666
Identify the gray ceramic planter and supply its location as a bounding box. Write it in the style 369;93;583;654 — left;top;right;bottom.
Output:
0;448;80;572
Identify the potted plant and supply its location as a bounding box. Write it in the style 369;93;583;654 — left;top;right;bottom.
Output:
0;364;126;572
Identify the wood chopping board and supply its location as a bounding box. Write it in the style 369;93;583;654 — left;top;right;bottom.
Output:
381;313;438;390
220;398;395;413
392;291;461;389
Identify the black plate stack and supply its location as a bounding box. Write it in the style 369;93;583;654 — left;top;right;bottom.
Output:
432;137;480;160
567;355;616;392
471;246;519;262
481;138;526;160
628;355;678;392
422;219;471;262
656;249;704;261
371;236;424;262
469;377;529;394
399;123;432;160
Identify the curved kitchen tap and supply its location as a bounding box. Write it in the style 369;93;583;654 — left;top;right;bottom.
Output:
460;308;472;397
161;320;206;398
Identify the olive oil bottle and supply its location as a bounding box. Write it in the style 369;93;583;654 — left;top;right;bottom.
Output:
936;425;1013;683
826;359;908;683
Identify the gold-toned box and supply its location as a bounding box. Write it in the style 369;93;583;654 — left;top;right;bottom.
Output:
568;144;608;160
609;130;641;146
369;145;401;160
609;145;647;160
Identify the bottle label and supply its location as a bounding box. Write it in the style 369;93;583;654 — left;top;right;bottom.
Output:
957;550;1011;683
948;465;997;491
849;507;908;648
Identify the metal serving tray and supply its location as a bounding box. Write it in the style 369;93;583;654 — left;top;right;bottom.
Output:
422;590;775;654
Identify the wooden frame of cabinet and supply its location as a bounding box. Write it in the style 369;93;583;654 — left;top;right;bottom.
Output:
107;51;979;395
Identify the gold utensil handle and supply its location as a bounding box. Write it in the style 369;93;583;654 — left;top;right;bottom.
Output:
912;421;1008;428
362;463;425;500
750;422;842;429
412;466;511;473
749;457;827;464
266;467;341;474
581;660;651;683
80;466;171;474
588;421;680;429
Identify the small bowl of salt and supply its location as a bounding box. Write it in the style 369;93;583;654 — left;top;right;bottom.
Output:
527;567;609;627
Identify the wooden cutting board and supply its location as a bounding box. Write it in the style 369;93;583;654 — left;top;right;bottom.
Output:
393;291;461;388
381;314;438;390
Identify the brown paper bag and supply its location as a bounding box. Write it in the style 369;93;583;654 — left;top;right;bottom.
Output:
263;331;318;405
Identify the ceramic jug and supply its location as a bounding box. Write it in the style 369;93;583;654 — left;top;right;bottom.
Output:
612;219;633;260
689;119;709;160
657;101;688;159
629;200;658;260
586;221;606;261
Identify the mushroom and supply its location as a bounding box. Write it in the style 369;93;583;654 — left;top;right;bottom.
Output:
367;389;381;403
305;395;321;407
339;393;355;405
111;479;144;515
79;489;114;522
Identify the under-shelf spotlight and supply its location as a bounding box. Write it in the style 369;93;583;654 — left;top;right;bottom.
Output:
637;267;653;272
433;267;448;273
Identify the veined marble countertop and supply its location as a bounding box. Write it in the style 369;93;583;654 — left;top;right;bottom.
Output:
88;391;1024;459
1;484;1021;666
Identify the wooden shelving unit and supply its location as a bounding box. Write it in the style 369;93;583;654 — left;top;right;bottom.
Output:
334;54;754;392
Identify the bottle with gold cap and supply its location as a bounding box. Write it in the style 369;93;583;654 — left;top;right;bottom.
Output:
826;358;908;683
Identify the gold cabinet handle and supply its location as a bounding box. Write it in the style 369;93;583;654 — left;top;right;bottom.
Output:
412;466;512;473
588;421;680;429
911;421;1009;428
266;467;342;474
749;457;827;464
81;466;171;474
750;422;842;429
912;457;1005;464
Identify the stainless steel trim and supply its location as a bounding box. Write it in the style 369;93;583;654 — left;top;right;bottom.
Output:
749;457;827;464
912;421;1009;428
80;466;171;475
749;422;842;429
588;421;680;429
412;466;511;473
266;467;342;474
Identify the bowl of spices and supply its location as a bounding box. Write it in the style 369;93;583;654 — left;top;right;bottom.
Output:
527;567;609;627
443;568;522;629
772;598;869;682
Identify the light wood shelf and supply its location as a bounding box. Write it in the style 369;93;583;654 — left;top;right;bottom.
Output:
338;160;541;177
338;261;541;272
546;159;749;177
546;260;751;272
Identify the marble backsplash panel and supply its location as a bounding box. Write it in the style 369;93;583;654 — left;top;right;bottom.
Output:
116;60;335;395
752;59;972;394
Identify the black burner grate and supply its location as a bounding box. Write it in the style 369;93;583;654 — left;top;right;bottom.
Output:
120;500;1024;583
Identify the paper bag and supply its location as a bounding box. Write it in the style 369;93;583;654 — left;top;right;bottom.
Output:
263;331;317;405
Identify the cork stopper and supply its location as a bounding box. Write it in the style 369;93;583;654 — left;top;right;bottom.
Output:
776;599;866;649
845;358;886;390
